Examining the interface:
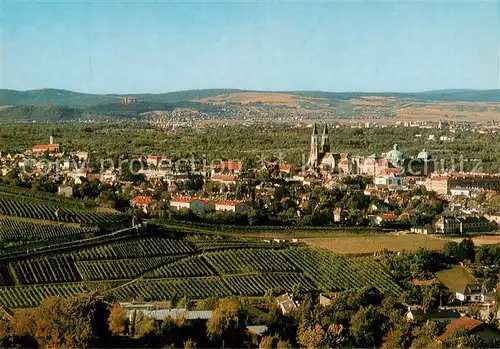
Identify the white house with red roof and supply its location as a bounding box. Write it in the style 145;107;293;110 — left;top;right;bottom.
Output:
131;196;156;213
170;197;211;215
215;200;251;213
375;213;400;226
374;168;403;192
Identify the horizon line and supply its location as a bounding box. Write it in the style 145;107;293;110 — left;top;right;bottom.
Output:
2;87;499;96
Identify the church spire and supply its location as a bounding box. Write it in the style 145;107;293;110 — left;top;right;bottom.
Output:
320;123;330;156
308;123;319;168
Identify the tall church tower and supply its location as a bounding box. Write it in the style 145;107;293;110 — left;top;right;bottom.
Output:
308;123;318;168
320;123;329;157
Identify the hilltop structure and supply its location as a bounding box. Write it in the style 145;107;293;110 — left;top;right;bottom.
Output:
121;96;136;105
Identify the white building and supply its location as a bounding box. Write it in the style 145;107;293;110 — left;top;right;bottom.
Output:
455;284;483;302
374;171;403;192
58;185;73;198
375;213;399;226
215;200;251;213
450;188;479;198
170;197;210;215
75;151;89;161
66;170;89;185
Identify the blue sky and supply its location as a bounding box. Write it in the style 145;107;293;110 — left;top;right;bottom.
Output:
1;1;499;93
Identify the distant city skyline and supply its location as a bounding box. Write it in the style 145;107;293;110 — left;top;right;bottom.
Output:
1;1;499;94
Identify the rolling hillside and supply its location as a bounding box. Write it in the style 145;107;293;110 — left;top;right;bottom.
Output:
0;88;498;122
1;88;499;108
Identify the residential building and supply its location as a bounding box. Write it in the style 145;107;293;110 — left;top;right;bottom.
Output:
435;216;493;234
425;173;500;195
214;161;243;175
405;308;460;324
276;293;298;315
410;226;435;235
456;284;482;302
66;170;89;185
436;317;500;342
450;188;479;197
127;308;212;323
130;196;156;213
455;284;495;303
170;197;210;215
215;200;251;213
333;208;348;223
375;213;399;226
211;174;238;185
485;214;500;227
374;168;403;192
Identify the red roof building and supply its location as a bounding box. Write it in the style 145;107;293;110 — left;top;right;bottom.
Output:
436;317;484;342
216;161;242;174
279;163;292;173
211;174;238;184
32;144;60;153
131;196;155;206
379;213;400;220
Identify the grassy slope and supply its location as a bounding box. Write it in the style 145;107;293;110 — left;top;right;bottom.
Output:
435;265;478;292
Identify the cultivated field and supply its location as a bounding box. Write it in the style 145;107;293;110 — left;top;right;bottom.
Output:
302;233;449;254
0;220;404;308
451;235;500;246
195;92;500;122
194;92;325;109
435;265;478;292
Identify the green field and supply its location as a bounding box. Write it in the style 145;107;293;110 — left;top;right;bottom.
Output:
435;265;478;292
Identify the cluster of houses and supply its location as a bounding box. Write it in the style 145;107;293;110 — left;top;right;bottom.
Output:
0;133;498;237
131;195;251;215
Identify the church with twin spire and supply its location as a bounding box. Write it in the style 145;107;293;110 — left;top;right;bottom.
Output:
306;123;434;177
307;123;333;169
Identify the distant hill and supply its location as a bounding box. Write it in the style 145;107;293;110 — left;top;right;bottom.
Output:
1;88;499;108
0;105;84;122
0;88;244;107
0;89;121;107
292;89;500;102
0;88;498;122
